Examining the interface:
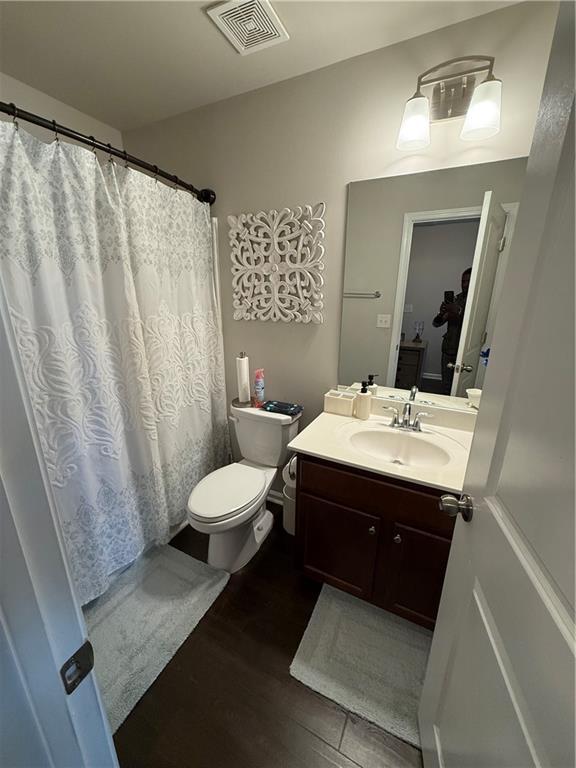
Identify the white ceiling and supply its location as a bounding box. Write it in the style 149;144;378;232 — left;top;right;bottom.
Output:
0;1;513;130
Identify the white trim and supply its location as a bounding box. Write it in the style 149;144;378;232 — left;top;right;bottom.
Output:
449;192;493;397
450;200;518;396
474;202;519;389
0;286;118;766
386;202;518;389
488;496;575;647
386;206;482;387
211;217;222;329
0;606;54;767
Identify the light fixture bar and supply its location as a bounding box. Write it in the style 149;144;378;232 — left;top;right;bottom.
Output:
396;55;501;151
417;56;495;90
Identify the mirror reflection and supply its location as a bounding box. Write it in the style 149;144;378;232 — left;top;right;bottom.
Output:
339;159;527;400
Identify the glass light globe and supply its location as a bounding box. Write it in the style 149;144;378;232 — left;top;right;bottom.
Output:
460;78;502;141
396;94;430;151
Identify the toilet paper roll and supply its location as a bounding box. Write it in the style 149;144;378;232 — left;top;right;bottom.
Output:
282;456;297;488
236;354;250;404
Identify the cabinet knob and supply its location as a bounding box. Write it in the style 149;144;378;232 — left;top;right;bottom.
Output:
393;534;402;544
368;525;376;535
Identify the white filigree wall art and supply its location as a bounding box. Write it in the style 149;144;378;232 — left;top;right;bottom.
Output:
228;202;326;323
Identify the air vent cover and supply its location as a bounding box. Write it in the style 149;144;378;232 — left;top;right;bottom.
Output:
207;0;289;55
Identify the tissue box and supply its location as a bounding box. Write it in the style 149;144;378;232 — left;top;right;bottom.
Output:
324;390;356;417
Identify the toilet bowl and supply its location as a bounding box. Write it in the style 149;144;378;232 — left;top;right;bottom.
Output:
187;404;301;572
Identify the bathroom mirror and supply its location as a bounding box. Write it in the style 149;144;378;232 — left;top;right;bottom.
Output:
339;158;527;399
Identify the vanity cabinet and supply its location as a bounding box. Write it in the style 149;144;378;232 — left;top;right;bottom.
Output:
298;494;380;598
295;454;454;630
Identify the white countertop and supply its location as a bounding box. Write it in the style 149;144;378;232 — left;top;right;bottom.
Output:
288;412;473;493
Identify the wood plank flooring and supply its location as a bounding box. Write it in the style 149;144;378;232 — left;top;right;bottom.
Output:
114;507;423;768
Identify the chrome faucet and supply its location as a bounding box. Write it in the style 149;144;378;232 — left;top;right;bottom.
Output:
383;404;431;432
409;385;418;402
402;402;412;428
412;411;430;432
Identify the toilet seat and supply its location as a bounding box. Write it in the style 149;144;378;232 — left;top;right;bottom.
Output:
187;462;267;523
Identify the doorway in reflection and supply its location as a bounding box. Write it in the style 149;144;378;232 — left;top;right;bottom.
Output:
399;219;479;394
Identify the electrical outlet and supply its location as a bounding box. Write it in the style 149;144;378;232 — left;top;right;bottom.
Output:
404;304;413;313
376;314;391;328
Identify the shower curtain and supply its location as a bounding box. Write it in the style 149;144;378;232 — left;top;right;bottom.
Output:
0;122;229;604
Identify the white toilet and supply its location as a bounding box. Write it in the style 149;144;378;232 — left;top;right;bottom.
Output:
187;404;301;572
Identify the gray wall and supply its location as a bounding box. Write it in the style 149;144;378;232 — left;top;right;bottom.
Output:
124;3;555;426
0;72;122;146
403;220;480;378
339;158;527;385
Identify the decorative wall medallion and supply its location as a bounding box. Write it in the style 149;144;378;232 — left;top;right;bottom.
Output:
228;202;325;323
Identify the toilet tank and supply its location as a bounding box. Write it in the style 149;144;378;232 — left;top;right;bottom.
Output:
230;405;301;467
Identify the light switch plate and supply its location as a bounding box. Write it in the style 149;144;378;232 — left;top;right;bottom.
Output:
376;314;391;328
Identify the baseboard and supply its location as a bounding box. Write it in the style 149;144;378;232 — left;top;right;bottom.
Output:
267;489;284;508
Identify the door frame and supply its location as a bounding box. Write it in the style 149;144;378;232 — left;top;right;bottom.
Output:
0;284;118;766
386;203;518;388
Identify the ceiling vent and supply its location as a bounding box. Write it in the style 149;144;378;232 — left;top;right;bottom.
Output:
207;0;289;55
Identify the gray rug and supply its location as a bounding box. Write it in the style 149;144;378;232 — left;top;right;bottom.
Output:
290;585;432;747
85;546;229;732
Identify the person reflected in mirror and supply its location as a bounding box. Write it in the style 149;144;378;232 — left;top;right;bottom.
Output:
433;267;472;395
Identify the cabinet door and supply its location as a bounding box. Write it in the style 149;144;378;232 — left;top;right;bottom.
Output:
375;522;451;630
299;493;380;599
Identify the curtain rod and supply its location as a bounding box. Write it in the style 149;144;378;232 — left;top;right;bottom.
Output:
0;101;216;205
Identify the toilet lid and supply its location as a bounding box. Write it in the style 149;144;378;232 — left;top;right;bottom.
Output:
187;463;266;522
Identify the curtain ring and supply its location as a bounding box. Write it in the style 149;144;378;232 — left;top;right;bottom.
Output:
173;176;179;191
107;143;114;165
52;119;59;143
123;150;129;169
9;103;18;131
153;165;159;184
87;136;96;154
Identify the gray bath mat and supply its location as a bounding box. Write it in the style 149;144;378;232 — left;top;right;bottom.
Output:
85;546;229;732
290;584;432;747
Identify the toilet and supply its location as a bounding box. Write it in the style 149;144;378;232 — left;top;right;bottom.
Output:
187;404;301;572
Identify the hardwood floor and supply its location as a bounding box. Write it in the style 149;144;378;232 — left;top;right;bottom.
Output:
114;507;423;768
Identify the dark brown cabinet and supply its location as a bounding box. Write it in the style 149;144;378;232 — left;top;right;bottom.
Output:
395;340;428;389
295;454;454;630
372;522;452;627
299;493;380;599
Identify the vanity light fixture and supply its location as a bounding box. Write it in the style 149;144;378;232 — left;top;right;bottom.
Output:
397;56;502;151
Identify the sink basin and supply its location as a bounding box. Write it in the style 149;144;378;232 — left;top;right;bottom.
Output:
334;419;469;470
349;429;451;468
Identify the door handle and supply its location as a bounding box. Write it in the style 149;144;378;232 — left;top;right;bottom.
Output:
446;363;474;373
439;494;474;522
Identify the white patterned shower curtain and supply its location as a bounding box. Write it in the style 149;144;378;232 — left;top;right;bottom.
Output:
0;122;229;604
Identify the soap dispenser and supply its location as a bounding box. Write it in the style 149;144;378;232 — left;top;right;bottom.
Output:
355;381;372;420
367;374;379;396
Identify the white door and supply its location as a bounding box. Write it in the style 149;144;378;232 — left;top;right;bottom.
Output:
450;191;506;397
419;7;574;767
0;289;118;766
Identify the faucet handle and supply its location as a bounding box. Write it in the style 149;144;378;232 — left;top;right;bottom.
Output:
413;411;432;431
382;405;400;427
